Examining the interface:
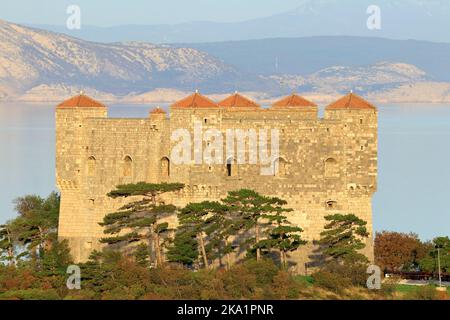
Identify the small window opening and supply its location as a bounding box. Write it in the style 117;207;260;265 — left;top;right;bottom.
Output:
123;156;132;177
326;200;337;209
227;163;232;176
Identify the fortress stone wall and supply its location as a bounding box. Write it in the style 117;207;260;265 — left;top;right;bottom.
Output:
56;92;377;273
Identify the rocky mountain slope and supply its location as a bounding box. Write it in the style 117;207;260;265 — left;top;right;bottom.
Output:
185;37;450;82
267;62;428;94
1;20;450;103
0;20;266;101
265;62;450;103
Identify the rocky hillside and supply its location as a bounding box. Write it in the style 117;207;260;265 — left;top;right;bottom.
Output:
267;62;428;95
1;20;450;103
0;20;267;100
265;62;450;103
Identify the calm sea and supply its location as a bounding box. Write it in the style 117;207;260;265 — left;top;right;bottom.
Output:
0;103;449;240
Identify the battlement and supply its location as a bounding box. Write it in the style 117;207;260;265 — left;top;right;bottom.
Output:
56;91;378;268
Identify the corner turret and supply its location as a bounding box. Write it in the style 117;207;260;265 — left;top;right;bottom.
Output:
56;93;107;189
325;92;378;194
55;93;107;262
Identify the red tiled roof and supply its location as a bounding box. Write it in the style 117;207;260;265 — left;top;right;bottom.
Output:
218;93;260;108
170;92;218;108
272;94;317;108
150;106;166;114
326;93;376;110
57;94;106;109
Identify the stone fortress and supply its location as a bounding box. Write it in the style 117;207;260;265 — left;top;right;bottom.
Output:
56;91;377;272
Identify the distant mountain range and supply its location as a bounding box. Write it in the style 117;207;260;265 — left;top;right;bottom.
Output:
181;37;450;82
2;19;450;104
30;0;450;44
0;20;269;95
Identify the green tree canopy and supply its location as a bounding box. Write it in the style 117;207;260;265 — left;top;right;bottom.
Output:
168;190;305;269
318;213;369;265
100;182;184;267
222;189;298;261
419;236;450;273
0;223;15;265
257;209;307;268
168;201;236;268
5;192;60;263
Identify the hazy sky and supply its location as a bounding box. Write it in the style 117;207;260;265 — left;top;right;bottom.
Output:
0;0;304;26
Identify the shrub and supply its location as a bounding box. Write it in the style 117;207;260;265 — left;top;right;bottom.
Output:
0;289;60;300
220;265;257;299
312;270;352;294
0;267;36;292
405;285;438;300
149;266;200;299
294;275;314;286
63;289;98;300
269;271;302;299
324;261;368;287
243;259;279;287
379;276;400;298
311;260;368;295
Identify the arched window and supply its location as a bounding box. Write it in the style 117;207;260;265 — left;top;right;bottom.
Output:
87;156;96;177
325;157;339;178
273;157;288;176
226;157;234;177
123;156;133;177
161;157;170;179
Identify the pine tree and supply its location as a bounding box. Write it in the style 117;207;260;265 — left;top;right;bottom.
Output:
39;236;73;277
318;213;369;265
203;201;243;270
0;223;15;265
222;190;261;261
168;201;231;268
100;182;184;267
167;190;307;269
222;189;296;262
79;249;123;295
257;206;307;268
134;243;151;267
419;236;450;273
167;228;198;266
8;192;60;264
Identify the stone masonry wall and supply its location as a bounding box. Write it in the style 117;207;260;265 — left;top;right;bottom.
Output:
56;105;377;270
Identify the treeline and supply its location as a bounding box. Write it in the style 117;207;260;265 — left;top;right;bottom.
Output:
97;182;376;275
0;184;448;300
99;183;308;269
374;231;450;274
